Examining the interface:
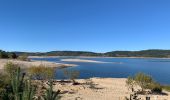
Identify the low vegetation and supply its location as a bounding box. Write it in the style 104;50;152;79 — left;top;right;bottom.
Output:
17;54;30;61
0;50;17;59
28;65;55;80
14;49;170;58
126;72;162;94
42;80;60;100
0;62;60;100
162;85;170;92
63;69;80;85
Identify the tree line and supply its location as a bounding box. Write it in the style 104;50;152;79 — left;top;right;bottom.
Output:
2;49;170;58
14;49;170;58
0;50;17;59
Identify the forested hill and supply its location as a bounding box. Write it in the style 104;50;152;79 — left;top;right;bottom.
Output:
14;51;102;56
104;50;170;58
13;50;170;58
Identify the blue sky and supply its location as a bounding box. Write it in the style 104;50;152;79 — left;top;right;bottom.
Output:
0;0;170;52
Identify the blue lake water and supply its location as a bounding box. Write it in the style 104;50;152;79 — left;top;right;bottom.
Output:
31;57;170;85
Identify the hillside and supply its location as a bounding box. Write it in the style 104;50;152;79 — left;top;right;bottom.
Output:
12;49;170;58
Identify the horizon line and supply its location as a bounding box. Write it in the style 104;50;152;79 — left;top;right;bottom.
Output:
2;49;170;53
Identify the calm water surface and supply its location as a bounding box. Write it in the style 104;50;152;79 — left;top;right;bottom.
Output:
31;57;170;84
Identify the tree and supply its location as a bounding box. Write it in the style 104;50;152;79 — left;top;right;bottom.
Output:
8;52;18;59
0;50;8;58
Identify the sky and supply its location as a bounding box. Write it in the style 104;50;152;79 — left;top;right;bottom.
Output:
0;0;170;53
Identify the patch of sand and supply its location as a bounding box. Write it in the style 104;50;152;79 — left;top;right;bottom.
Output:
61;59;109;63
54;78;170;100
0;59;77;69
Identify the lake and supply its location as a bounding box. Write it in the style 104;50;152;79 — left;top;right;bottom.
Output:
31;57;170;84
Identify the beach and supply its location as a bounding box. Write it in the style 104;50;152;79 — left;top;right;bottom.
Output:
0;58;170;99
61;58;109;63
54;78;170;100
0;59;77;70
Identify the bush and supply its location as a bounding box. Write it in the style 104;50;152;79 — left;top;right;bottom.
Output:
126;72;163;94
126;76;136;92
43;80;60;100
18;54;29;61
28;65;55;80
0;67;37;100
0;50;17;59
8;52;18;59
0;63;61;100
63;69;80;85
0;50;8;58
134;73;153;91
4;62;19;78
149;82;162;93
0;73;10;94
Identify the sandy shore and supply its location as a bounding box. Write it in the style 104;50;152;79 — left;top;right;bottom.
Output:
0;59;77;69
61;59;109;63
54;78;170;100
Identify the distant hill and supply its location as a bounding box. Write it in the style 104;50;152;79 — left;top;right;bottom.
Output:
105;50;170;58
15;51;102;56
13;49;170;58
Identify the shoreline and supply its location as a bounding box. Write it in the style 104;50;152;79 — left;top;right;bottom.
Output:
54;78;170;100
61;59;110;63
29;56;170;59
0;59;77;70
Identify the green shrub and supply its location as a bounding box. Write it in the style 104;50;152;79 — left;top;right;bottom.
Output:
149;82;162;93
0;67;37;100
0;50;9;58
8;52;18;59
42;80;60;100
134;72;153;91
28;65;55;80
126;72;163;94
4;62;19;78
18;54;29;61
126;76;136;92
0;62;61;100
0;50;17;59
0;73;10;97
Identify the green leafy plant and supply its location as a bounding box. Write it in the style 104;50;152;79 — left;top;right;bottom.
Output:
11;67;36;100
1;63;37;100
0;62;61;100
42;80;60;100
22;79;37;100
